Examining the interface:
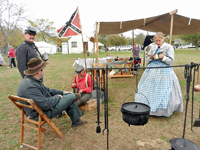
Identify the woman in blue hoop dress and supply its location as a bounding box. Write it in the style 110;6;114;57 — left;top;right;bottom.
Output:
135;32;183;117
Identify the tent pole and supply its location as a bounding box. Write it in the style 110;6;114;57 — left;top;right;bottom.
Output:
93;36;95;64
132;30;135;76
169;9;177;45
95;22;99;67
169;14;174;45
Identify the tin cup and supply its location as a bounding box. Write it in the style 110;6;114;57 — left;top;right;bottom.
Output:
153;53;159;60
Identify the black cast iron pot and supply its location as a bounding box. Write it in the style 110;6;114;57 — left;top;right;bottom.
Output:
170;138;200;150
121;102;150;126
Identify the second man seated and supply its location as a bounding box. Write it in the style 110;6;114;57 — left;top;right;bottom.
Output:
71;65;92;107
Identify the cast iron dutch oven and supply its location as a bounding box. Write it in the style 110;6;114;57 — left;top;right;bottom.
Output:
120;102;150;126
170;138;200;150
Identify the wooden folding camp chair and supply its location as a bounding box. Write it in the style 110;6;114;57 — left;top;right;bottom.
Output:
8;94;64;150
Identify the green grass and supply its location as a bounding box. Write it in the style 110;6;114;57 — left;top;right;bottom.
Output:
132;138;138;141
1;49;200;149
161;136;168;142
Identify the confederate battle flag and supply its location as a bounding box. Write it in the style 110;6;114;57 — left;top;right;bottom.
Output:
57;8;81;38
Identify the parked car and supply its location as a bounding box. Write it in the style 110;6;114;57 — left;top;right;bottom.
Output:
116;45;133;51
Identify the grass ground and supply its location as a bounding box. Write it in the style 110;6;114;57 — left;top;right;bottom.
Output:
0;49;200;150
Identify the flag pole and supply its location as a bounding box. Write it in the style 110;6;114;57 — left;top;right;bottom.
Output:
78;6;87;69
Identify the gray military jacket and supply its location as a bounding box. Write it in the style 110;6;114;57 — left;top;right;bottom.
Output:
16;40;43;78
17;76;63;118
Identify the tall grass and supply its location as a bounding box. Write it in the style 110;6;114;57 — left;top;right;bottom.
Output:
0;48;200;149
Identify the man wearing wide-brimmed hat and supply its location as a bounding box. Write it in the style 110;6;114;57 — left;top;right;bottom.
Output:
17;58;87;127
16;27;44;78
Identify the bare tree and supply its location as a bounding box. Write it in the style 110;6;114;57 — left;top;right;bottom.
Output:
0;0;26;52
28;19;56;43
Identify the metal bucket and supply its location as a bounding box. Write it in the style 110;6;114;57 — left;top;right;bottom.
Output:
43;53;49;61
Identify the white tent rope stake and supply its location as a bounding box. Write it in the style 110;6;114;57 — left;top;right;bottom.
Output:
188;18;192;25
143;18;146;26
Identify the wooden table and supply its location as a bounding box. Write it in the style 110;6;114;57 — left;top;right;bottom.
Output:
107;61;134;78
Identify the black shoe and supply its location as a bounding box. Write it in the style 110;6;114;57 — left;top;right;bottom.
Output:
72;119;87;127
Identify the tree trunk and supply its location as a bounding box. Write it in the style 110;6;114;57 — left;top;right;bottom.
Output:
1;29;9;52
195;44;198;51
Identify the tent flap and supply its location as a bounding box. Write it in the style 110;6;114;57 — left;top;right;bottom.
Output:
99;12;200;35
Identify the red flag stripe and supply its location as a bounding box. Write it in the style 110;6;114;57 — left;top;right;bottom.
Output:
57;7;81;38
63;28;79;37
72;11;81;29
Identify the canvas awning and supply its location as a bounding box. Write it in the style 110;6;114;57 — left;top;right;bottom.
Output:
99;10;200;35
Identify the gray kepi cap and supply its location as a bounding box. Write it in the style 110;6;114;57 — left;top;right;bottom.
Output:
25;27;37;35
75;65;84;74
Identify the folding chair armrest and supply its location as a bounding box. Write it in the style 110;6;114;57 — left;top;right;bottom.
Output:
15;102;33;109
9;95;30;102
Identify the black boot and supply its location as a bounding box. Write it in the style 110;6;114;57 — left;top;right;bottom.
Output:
72;119;87;127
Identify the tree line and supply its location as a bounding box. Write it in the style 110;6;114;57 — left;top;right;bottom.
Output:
0;0;200;54
98;33;200;51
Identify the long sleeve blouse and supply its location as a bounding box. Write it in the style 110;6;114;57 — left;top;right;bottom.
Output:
146;42;174;65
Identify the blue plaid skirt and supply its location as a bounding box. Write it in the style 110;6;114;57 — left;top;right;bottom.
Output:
135;60;173;112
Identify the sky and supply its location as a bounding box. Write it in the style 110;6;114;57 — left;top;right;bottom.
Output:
11;0;200;38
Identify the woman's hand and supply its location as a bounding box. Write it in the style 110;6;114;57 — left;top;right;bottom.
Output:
149;54;154;59
159;52;164;59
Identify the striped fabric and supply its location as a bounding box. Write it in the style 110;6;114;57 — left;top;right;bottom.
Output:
135;48;173;112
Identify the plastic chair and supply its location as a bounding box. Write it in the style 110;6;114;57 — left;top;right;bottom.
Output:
8;94;64;150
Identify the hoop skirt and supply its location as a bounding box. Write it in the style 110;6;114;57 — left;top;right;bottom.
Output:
135;59;183;117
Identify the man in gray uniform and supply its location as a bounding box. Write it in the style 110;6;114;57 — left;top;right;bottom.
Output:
16;27;43;78
17;57;87;127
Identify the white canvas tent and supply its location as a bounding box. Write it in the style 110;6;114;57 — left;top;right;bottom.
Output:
98;42;104;47
67;33;104;54
35;41;57;54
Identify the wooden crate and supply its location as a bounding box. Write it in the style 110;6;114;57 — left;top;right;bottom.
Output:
79;98;97;111
122;71;131;75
